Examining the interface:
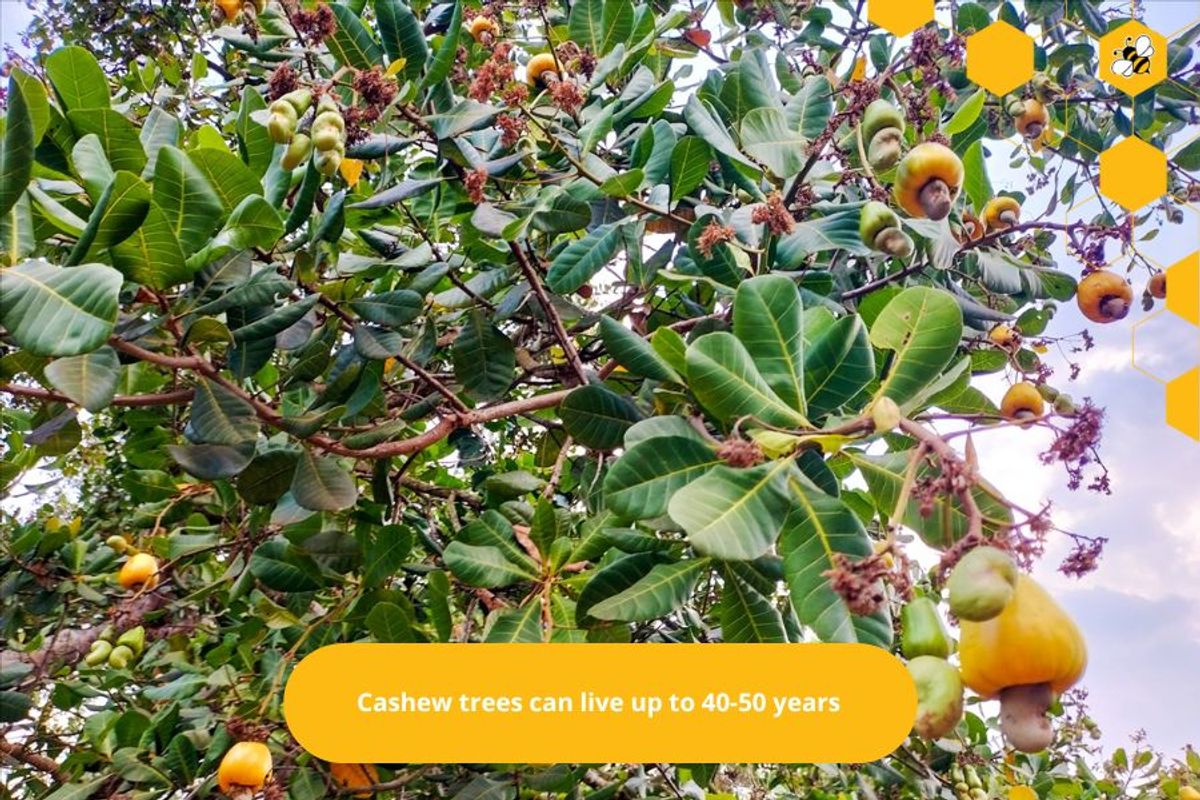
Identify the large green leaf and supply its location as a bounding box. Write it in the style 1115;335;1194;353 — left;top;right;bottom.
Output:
44;346;120;412
229;295;320;343
668;458;795;560
484;602;545;642
185;194;284;270
598;316;679;382
733;275;805;412
249;538;323;592
154;146;224;255
567;0;605;54
774;207;868;267
67;170;151;265
718;565;787;642
589;558;709;622
374;0;427;80
366;602;416;642
719;49;778;119
0;260;121;357
110;199;189;288
420;1;461;91
187;148;262;211
869;287;963;403
560;384;643;450
545;223;624;294
575;552;663;626
459;510;539;574
451;310;514;401
189;378;258;446
685;332;807;428
779;475;891;646
348;290;422;327
803;315;875;418
45;46;110;112
10;67;50;144
327;2;383;70
682;94;757;171
66;109;147;174
739;107;806;178
291;450;357;511
849;449;1012;550
236;87;275;178
0;74;34;220
0;194;34;266
442;541;536;588
603;435;720;520
784;75;833;139
669;136;712;204
139;106;181;178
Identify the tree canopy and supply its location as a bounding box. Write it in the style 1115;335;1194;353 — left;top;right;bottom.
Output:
1;0;1199;798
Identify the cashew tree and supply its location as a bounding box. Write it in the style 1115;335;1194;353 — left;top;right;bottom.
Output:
1;0;1199;798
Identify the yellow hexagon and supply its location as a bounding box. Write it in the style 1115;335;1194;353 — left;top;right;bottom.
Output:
1166;368;1200;441
1166;251;1200;326
1098;137;1166;212
966;21;1034;96
867;0;934;38
1099;21;1167;97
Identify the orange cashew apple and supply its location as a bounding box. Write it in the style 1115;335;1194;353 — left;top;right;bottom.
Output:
1013;99;1049;139
329;763;380;797
218;742;273;796
1000;382;1044;423
983;197;1021;231
117;552;159;590
1076;271;1132;323
959;575;1087;752
1148;272;1166;299
526;53;561;87
894;142;963;221
468;16;499;44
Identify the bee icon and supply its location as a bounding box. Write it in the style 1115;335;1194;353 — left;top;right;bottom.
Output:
1111;35;1154;78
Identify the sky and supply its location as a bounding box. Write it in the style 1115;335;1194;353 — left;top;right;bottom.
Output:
1;0;1198;760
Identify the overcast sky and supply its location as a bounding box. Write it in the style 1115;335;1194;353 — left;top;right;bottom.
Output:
1;0;1197;759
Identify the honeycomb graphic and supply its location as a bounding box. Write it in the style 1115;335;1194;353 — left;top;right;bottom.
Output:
966;21;1034;96
1132;252;1200;440
866;0;934;38
1099;20;1168;98
1099;137;1167;213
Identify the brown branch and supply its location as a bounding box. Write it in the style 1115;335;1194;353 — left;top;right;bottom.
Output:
0;739;68;782
509;242;588;386
0;384;194;407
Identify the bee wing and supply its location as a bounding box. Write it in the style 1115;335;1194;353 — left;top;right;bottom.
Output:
1113;59;1134;77
1135;35;1154;56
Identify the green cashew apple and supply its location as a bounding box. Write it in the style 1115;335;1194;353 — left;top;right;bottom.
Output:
947;546;1017;621
107;644;134;669
84;640;113;666
908;655;964;740
900;596;951;659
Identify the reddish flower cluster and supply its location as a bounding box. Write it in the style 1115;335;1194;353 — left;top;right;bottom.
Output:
353;66;398;110
550;79;586;115
465;167;488;204
266;63;299;101
1040;399;1110;493
290;2;335;45
497;113;527;148
468;42;516;102
1059;535;1108;578
751;192;796;235
554;41;596;80
696;221;736;258
822;552;890;616
716;438;764;468
501;82;529;108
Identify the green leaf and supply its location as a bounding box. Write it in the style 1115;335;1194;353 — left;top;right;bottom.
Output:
1176;136;1200;171
110;199;190;288
451;310;514;401
484;603;545;642
560;384;643;450
719;50;778;119
0;74;34;220
0;260;121;357
597;0;635;55
189;378;257;446
576;552;663;625
375;0;427;80
780;476;891;645
236;87;275;178
869;287;963;403
327;2;383;70
66;109;147;174
0;690;33;722
67;171;151;265
668;459;795;560
427;100;500;140
152;146;223;256
72;135;114;202
45;46;110;111
943;89;987;136
186;194;284;269
10;67;50;144
568;0;605;54
599;316;679;382
545;223;624;294
44;346;120;412
139;106;182;178
733;275;805;412
803;315;875;418
669;136;712;203
291;450;357;511
366;602;416;642
250;538;323;592
598;170;644;197
739;107;806;177
784;75;832;139
718;566;787;642
604;436;720;520
187;148;263;212
443;541;536;588
774;207;868;267
229;294;319;343
421;1;462;90
235;449;298;505
484;470;546;499
686;332;808;428
167;443;253;480
589;559;709;622
348;290;422;327
683;94;757;171
962;139;993;214
0;193;34;266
